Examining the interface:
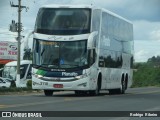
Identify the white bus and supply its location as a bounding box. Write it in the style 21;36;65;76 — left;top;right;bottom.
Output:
2;60;32;87
32;5;133;96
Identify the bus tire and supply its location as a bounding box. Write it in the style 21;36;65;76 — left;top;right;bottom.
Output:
109;76;126;95
44;90;53;96
109;89;116;95
89;76;101;96
75;91;82;95
89;84;100;96
121;79;126;94
117;78;126;94
75;91;87;96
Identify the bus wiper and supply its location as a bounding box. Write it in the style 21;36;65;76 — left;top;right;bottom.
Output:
41;48;45;56
48;64;59;68
60;64;79;67
33;64;47;69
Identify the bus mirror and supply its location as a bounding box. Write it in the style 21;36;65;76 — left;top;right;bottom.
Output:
87;31;98;49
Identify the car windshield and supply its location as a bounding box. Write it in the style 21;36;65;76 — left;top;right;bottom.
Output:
33;39;88;69
2;64;28;80
2;66;17;80
35;8;91;35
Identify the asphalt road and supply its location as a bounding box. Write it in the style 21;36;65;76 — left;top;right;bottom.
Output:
0;87;160;120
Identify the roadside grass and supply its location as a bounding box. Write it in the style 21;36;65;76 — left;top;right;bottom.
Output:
132;67;160;88
0;80;42;95
0;87;42;95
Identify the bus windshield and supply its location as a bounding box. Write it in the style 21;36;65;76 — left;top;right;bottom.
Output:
35;8;91;35
33;39;88;69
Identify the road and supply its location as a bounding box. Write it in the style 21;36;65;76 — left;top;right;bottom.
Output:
0;87;160;120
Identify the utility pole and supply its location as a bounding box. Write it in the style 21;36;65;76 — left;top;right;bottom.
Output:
10;0;28;87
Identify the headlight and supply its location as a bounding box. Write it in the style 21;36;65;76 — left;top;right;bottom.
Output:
35;74;43;79
75;73;88;79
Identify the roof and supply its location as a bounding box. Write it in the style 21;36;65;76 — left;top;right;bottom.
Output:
0;60;14;65
41;4;93;9
101;8;132;24
40;4;132;24
5;60;32;66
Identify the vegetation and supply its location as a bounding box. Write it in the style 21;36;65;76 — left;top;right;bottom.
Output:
27;80;32;89
0;87;32;94
132;56;160;87
0;80;41;94
23;49;32;60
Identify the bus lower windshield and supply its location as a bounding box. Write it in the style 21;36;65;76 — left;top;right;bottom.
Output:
33;39;88;69
35;8;91;35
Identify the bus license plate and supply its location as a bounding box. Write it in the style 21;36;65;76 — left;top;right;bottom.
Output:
53;84;63;88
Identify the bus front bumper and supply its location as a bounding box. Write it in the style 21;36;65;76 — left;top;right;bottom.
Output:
32;75;92;91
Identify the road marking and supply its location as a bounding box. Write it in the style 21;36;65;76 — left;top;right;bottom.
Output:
0;105;8;108
0;100;63;109
64;97;73;101
104;90;160;97
0;96;97;109
130;90;160;95
0;89;159;109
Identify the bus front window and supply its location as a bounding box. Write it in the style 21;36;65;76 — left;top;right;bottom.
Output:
33;39;88;69
35;8;91;35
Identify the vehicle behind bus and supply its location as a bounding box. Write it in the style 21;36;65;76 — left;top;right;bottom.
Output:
2;60;32;87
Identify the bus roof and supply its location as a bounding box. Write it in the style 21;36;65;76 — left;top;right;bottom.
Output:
101;8;132;24
40;4;132;24
5;60;32;66
41;4;93;9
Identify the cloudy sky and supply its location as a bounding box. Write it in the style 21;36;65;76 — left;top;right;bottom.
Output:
0;0;160;62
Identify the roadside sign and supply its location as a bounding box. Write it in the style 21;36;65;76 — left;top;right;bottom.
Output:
0;41;18;60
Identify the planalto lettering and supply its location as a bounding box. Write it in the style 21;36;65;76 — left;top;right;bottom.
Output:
62;72;78;77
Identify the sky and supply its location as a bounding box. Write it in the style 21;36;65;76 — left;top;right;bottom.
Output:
0;0;160;62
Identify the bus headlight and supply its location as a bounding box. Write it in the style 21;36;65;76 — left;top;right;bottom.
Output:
75;73;88;79
35;74;43;79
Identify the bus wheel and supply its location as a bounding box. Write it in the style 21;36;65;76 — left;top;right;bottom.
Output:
89;84;100;96
117;79;126;94
109;89;116;94
75;91;81;95
44;90;53;96
109;80;126;95
75;91;88;96
121;79;126;94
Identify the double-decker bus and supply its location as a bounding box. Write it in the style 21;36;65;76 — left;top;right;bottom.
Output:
32;5;133;96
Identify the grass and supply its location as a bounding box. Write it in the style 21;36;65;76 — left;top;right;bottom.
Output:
0;87;41;95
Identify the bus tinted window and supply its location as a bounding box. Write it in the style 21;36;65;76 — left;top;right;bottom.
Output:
35;8;91;35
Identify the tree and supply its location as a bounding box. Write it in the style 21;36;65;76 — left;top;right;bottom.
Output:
23;49;32;60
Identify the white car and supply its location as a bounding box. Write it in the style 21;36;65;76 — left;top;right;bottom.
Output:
0;77;11;88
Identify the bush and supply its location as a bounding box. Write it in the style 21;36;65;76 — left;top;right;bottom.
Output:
27;80;32;89
10;81;16;88
132;66;160;87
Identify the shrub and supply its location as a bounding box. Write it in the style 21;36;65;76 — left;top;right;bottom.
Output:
10;80;16;88
27;80;32;89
